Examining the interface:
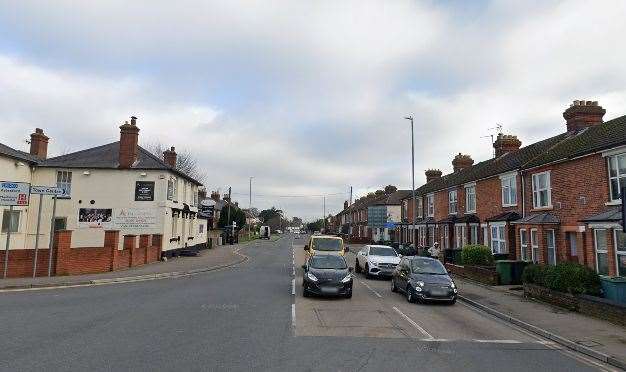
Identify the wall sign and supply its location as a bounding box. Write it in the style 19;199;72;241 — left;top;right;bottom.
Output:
0;181;30;206
78;208;113;228
135;181;155;201
78;208;161;231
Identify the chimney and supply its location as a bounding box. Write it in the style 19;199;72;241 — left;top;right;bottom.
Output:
344;200;349;209
29;128;49;159
118;117;140;169
425;169;442;183
452;153;474;172
493;134;522;157
163;146;177;168
563;100;605;132
210;191;220;201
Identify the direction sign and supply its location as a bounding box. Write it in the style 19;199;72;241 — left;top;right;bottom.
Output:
0;181;30;206
31;185;65;196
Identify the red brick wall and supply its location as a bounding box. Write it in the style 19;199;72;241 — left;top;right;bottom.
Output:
0;249;53;278
476;176;521;221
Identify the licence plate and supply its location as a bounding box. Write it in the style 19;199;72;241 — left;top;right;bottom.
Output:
321;287;339;294
430;288;447;296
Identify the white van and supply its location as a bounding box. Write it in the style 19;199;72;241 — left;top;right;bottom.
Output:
260;226;271;240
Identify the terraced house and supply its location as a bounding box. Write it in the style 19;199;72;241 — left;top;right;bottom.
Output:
392;100;625;277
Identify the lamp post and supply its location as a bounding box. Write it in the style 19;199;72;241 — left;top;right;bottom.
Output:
404;115;416;246
249;177;254;239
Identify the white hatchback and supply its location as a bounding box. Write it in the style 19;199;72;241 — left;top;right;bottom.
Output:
355;245;401;279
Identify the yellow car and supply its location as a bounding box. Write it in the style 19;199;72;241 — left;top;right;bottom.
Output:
304;235;349;257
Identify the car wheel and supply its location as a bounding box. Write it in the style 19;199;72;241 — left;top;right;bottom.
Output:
448;298;456;305
391;278;397;292
345;291;352;299
365;264;372;279
355;260;361;273
406;286;414;303
303;287;310;297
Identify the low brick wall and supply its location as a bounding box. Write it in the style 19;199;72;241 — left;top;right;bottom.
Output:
445;263;499;286
524;283;626;327
0;249;53;278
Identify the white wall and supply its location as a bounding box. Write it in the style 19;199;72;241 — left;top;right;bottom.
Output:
0;156;36;251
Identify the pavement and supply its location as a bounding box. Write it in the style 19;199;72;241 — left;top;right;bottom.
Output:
0;235;619;371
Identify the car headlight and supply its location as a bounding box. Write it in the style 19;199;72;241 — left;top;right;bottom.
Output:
416;281;425;287
341;274;352;283
369;260;378;266
450;282;456;289
306;272;318;282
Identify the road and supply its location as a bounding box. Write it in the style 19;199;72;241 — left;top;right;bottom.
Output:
0;235;615;371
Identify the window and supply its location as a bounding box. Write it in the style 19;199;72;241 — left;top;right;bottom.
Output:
193;189;198;206
455;225;467;249
483;226;489;248
520;229;530;261
428;226;435;246
54;217;67;231
167;177;177;201
530;229;539;263
1;210;20;233
189;217;194;235
490;224;506;254
427;194;434;217
594;229;609;275
470;225;478;245
199;223;204;234
56;170;72;198
171;215;178;237
416;197;423;218
448;190;457;214
465;185;476;213
546;229;556;265
614;230;626;277
183;182;188;203
443;225;449;249
532;171;551;208
608;153;626;202
402;201;408;220
501;175;517;206
419;226;426;247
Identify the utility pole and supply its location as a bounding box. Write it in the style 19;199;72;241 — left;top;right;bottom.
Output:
405;115;416;245
227;187;232;244
249;177;253;239
349;186;352;206
323;195;326;232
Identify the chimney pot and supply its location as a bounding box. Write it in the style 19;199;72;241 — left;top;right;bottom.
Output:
452;153;474;172
563;99;605;132
130;116;137;125
493;133;522;157
425;169;443;183
29;128;49;159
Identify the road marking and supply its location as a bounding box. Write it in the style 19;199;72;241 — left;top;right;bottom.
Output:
359;280;382;298
472;339;522;344
392;306;434;340
291;303;296;328
291;279;295;295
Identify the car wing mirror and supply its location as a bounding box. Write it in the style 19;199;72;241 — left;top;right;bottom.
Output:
301;265;307;271
304;245;308;250
345;246;350;252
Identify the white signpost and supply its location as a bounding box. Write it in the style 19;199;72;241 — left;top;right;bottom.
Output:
30;186;63;278
1;181;31;279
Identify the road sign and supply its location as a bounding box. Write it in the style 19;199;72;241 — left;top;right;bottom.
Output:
30;185;64;196
0;181;30;206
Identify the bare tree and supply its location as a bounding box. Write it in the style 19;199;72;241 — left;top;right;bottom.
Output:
145;142;207;184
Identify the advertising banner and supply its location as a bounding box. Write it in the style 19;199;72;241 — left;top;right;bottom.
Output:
78;208;113;228
0;181;30;206
78;208;161;231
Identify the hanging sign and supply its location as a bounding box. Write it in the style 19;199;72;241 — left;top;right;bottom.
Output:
0;181;30;206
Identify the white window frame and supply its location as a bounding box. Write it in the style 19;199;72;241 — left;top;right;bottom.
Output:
443;225;449;249
594;229;609;276
500;174;517;207
171;214;178;237
520;229;530;261
416;197;423;218
469;224;479;245
465;185;476;213
1;209;20;233
427;194;434;217
530;229;539;263
455;224;467;249
614;230;626;277
483;226;489;248
532;171;552;209
56;170;72;199
546;229;557;266
607;153;626;203
428;226;435;246
448;190;458;214
490;223;507;254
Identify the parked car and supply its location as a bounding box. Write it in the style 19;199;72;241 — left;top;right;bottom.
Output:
355;245;401;279
304;235;348;257
302;255;353;298
391;256;457;304
259;226;271;240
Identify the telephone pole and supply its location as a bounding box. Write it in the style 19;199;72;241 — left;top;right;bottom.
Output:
405;115;416;245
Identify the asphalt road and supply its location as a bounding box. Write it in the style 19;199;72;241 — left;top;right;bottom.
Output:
0;235;615;371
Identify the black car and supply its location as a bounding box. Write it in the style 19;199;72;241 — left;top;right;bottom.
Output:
302;255;353;298
391;256;457;304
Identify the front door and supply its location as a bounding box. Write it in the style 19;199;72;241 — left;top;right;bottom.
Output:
567;232;578;262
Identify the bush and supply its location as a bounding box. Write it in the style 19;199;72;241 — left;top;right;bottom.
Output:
461;245;494;266
522;262;601;296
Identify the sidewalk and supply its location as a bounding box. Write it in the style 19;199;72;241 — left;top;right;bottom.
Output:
0;242;249;290
455;276;626;369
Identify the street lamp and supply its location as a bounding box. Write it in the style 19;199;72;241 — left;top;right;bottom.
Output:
404;115;416;247
249;177;254;239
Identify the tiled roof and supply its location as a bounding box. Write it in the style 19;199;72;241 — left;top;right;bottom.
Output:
0;143;40;164
39;142;202;185
524;115;626;169
581;207;622;223
371;190;412;206
512;212;560;225
485;211;521;222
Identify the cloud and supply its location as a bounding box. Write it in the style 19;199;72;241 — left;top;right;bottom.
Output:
1;0;626;220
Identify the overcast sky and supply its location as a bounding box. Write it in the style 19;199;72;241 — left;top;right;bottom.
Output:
1;1;626;221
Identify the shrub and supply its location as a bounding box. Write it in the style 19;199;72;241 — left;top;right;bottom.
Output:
522;262;601;296
461;245;494;266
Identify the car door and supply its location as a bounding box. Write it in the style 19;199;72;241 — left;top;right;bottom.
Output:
396;259;410;290
358;246;369;267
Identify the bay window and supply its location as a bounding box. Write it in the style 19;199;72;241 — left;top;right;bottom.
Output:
530;229;539;263
490;224;506;254
532;171;552;208
520;229;530;261
470;225;478;245
594;229;609;275
614;230;626;277
546;229;556;265
455;225;467;249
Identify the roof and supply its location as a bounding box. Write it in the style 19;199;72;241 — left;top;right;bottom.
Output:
371;190;412;206
524;115;626;169
0;143;40;164
39;142;202;185
485;211;521;222
511;212;560;225
581;207;622;223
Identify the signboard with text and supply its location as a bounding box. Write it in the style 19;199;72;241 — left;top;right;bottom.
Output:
31;185;65;196
0;181;30;206
135;181;155;201
77;208;161;231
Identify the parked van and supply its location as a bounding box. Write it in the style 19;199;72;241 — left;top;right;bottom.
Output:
304;235;348;257
259;226;271;240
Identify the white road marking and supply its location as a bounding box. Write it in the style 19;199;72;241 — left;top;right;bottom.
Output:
291;303;296;328
392;306;434;340
291;279;295;295
359;280;382;298
472;339;522;344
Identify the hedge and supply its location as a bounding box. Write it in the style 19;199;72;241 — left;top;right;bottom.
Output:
461;245;494;266
522;262;601;296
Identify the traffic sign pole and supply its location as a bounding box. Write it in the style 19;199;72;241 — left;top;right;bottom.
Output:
32;194;44;278
3;205;13;279
47;195;57;277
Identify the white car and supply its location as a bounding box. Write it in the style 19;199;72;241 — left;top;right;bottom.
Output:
355;245;401;279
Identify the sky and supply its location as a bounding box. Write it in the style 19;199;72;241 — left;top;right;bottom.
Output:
1;0;626;221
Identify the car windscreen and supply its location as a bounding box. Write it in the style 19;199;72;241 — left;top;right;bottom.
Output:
309;255;347;269
410;258;447;275
369;247;397;256
311;238;342;251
